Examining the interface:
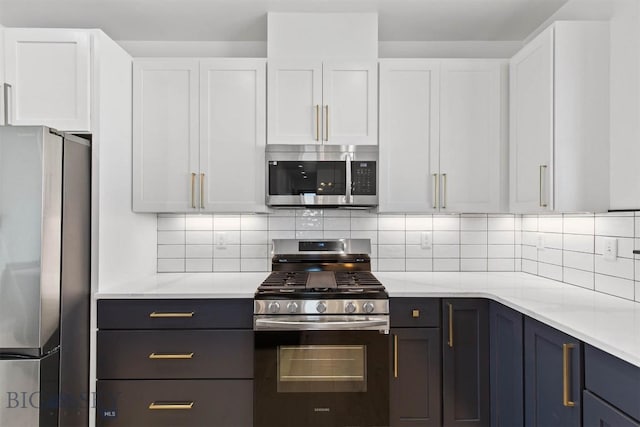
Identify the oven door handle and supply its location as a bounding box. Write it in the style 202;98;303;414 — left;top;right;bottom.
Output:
254;316;389;332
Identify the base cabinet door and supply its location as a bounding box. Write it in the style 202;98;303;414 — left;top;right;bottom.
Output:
442;299;490;426
391;328;441;427
583;391;640;427
524;318;581;427
96;379;253;427
489;302;523;427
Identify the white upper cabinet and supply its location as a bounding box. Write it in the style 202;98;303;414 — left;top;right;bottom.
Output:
199;59;266;212
4;28;91;131
133;58;266;213
510;22;610;213
267;60;322;144
379;60;440;212
439;60;505;213
268;60;377;145
132;60;199;212
379;59;507;213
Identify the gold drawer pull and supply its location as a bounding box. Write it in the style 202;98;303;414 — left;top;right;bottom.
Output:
148;352;194;360
393;334;399;378
412;309;420;318
148;402;194;410
562;343;575;407
149;312;194;318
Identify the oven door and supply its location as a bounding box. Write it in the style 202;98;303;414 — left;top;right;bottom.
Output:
255;328;389;427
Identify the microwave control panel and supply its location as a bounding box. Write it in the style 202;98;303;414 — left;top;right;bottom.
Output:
351;161;376;195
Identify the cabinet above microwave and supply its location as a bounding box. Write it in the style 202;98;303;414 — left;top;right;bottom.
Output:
266;145;378;208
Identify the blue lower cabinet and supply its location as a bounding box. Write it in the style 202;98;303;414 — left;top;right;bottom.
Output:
524;318;581;427
442;299;490;427
583;390;640;427
489;302;523;427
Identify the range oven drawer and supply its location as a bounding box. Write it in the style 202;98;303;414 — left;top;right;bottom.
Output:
96;379;252;427
97;299;253;329
97;330;253;379
390;298;440;327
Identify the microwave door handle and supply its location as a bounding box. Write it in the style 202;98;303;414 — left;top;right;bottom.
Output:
345;154;353;204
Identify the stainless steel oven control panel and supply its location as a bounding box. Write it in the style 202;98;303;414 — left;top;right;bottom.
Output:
254;299;389;315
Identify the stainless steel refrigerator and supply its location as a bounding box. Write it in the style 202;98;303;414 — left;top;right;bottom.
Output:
0;126;91;427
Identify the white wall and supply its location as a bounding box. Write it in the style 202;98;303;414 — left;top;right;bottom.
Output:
93;31;157;288
117;40;267;57
379;41;522;58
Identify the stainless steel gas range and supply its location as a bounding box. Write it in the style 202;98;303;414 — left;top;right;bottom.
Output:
254;239;390;427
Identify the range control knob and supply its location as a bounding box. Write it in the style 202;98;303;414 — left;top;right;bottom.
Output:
345;302;357;314
362;302;375;314
316;301;327;313
268;302;280;314
287;302;299;313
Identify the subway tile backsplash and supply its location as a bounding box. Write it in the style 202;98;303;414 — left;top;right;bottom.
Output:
156;210;640;303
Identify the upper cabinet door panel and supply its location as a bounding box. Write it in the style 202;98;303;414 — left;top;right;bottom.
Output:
509;27;554;212
379;60;440;213
132;60;199;212
439;61;503;213
200;59;266;212
322;61;377;145
4;28;91;131
267;60;322;144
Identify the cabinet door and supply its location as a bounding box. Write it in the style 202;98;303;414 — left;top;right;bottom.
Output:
0;26;5;126
199;59;266;212
4;28;91;131
267;60;322;144
132;60;199;212
442;299;490;426
489;301;523;427
322;61;377;145
583;391;640;427
510;26;554;212
379;60;440;212
439;60;505;213
391;328;441;427
524;317;581;427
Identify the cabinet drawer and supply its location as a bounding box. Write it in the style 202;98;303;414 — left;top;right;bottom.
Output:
97;330;253;379
96;379;252;427
390;298;439;327
585;344;640;421
97;299;253;329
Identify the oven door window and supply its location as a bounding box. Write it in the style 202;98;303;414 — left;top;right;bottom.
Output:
268;161;346;196
277;345;366;393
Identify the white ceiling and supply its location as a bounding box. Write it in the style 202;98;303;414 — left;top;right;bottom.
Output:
0;0;569;42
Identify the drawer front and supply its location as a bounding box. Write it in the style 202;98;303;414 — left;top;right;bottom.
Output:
97;330;253;379
96;379;253;427
390;298;440;327
585;344;640;421
97;299;253;329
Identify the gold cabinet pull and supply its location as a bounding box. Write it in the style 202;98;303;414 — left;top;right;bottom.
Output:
562;343;575;407
200;173;205;209
190;172;196;209
315;105;320;141
447;303;454;348
149;311;194;318
148;402;194;410
433;173;439;209
412;309;420;318
324;105;329;142
539;165;548;208
393;334;399;378
148;352;194;360
441;173;447;209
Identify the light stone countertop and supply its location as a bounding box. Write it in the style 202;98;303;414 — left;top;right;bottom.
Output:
96;271;640;368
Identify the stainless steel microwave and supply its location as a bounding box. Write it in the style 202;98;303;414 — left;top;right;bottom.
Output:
266;145;378;208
